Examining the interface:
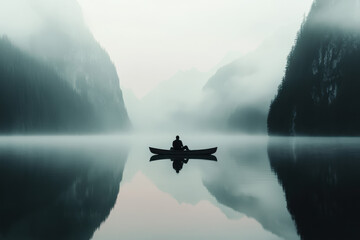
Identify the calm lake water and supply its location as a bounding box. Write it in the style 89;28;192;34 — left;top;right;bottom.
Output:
0;135;359;240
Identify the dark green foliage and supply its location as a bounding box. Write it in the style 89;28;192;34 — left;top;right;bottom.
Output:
268;0;360;136
28;25;131;131
0;37;99;133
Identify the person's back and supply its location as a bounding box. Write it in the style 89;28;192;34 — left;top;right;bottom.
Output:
172;135;189;151
172;139;183;150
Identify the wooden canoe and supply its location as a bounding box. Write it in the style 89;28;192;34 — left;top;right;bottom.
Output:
149;147;217;156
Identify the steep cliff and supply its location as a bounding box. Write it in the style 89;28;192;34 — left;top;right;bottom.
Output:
0;37;99;133
0;0;130;133
268;0;360;135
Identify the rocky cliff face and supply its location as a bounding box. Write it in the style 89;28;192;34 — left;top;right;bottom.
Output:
0;37;99;133
0;0;130;132
268;0;360;135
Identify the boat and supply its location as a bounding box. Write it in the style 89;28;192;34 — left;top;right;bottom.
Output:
150;154;217;161
149;147;217;156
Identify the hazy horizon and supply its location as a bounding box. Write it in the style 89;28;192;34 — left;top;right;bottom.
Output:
1;0;357;134
76;0;313;98
1;1;360;239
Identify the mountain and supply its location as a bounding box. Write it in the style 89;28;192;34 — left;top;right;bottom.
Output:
0;0;130;133
202;25;301;133
0;37;97;133
127;68;212;132
268;0;360;136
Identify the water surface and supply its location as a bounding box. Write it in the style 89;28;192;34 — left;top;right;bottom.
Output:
0;135;359;240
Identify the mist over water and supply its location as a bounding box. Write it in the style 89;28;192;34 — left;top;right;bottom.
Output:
1;0;360;239
1;135;360;239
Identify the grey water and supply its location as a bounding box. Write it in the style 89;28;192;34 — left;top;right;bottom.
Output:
0;135;359;240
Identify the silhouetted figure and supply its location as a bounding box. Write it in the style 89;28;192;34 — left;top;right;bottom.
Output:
172;157;189;174
172;135;189;151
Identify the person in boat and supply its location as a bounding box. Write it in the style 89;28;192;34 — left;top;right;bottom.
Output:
171;135;189;151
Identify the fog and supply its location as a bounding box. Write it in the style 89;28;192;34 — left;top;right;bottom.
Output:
0;0;130;133
111;1;314;133
77;0;314;98
0;0;87;48
3;0;358;134
309;0;360;30
120;0;360;134
125;24;308;133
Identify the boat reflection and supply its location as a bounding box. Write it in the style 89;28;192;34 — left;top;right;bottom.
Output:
268;138;360;240
150;155;217;173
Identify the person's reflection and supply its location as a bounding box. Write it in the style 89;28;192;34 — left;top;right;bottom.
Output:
150;155;217;174
171;157;189;173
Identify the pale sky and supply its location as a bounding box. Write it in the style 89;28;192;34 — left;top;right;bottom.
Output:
77;0;313;98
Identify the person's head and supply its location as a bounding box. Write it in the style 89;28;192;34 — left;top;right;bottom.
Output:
176;135;179;140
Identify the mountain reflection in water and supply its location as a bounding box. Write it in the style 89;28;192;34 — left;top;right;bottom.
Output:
0;137;128;240
1;136;360;240
268;138;360;240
